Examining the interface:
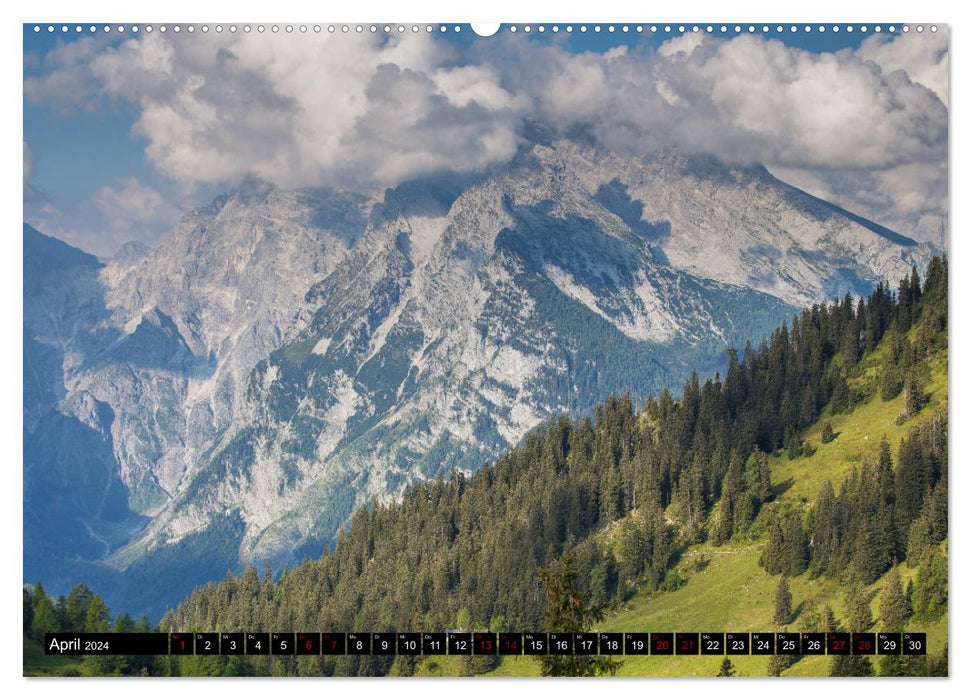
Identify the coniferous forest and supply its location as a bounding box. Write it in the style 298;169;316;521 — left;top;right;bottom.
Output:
24;257;948;677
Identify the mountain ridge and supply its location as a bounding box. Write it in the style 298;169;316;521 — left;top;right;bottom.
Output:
22;139;939;616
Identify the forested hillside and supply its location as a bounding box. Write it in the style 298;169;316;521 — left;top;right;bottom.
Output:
25;257;948;677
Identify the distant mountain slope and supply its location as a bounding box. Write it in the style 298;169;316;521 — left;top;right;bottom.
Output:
540;144;925;306
23;225;147;596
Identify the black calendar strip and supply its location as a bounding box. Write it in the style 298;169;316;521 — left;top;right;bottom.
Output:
45;631;927;656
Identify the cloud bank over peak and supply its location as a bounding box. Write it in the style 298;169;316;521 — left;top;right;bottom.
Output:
24;28;949;247
26;32;525;191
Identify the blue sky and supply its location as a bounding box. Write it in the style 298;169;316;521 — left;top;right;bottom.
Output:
25;29;156;207
23;22;946;256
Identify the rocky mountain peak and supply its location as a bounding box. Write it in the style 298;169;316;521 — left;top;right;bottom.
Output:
23;139;938;616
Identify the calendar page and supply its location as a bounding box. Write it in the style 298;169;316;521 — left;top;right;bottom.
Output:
23;21;948;678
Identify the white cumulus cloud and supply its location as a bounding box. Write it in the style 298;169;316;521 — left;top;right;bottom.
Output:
93;177;180;233
24;28;949;244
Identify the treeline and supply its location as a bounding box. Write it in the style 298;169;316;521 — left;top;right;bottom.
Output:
755;260;947;585
759;415;949;676
812;417;946;581
161;259;946;676
765;563;948;678
759;408;948;585
753;258;948;677
27;259;945;677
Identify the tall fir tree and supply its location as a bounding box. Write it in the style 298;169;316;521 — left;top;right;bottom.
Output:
537;555;622;677
846;583;873;633
830;372;851;414
31;594;59;643
903;374;927;419
784;515;809;576
879;564;911;632
830;653;874;677
760;522;786;575
912;550;947;621
774;577;793;626
767;655;792;677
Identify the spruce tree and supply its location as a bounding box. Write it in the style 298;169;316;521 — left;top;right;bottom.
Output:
831;373;851;414
588;554;618;606
903;375;927;419
853;515;892;584
23;587;33;635
881;370;903;402
876;438;896;506
912;550;947;621
821;605;838;632
821;421;835;444
830;653;874;677
710;495;733;545
767;654;792;676
879;655;905;677
31;595;59;643
84;595;111;633
717;658;736;676
841;316;860;365
879;565;911;632
927;645;948;677
64;584;95;631
617;515;647;583
756;449;772;503
774;577;793;626
784;515;809;576
537;555;622;677
809;481;838;576
846;583;873;632
906;485;947;564
760;522;786;575
895;434;929;529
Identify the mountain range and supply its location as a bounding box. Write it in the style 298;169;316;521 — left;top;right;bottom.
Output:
23;138;935;616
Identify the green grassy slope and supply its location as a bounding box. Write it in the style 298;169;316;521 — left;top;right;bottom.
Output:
23;636;84;677
772;339;947;504
422;334;948;678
